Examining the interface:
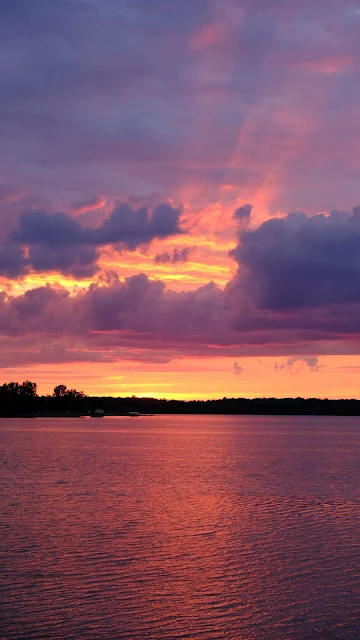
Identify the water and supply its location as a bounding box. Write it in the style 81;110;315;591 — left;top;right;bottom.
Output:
1;415;360;639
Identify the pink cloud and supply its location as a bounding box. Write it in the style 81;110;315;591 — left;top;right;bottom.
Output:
72;195;106;215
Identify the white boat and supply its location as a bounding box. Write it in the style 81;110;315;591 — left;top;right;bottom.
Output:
91;408;105;417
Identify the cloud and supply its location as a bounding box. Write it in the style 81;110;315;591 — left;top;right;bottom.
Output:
232;207;360;309
0;244;28;278
0;275;214;336
12;210;84;246
2;0;360;213
3;201;182;277
154;247;192;264
234;204;253;221
2;270;360;364
91;202;183;249
29;244;99;279
275;356;321;372
4;200;360;358
73;196;106;215
3;2;360;375
233;361;243;375
86;274;226;337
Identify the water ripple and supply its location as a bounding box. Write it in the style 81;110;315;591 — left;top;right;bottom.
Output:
1;415;360;639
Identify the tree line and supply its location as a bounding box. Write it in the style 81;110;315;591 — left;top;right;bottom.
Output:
0;381;86;416
2;380;360;416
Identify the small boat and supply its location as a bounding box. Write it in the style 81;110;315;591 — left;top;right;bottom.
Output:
128;411;140;417
91;408;105;417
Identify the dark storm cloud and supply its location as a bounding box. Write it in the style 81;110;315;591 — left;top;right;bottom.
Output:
91;203;183;249
0;245;28;278
29;245;99;279
12;210;84;246
13;202;182;247
2;202;182;277
232;208;360;309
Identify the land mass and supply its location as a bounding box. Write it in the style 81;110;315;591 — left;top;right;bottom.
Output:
2;381;360;416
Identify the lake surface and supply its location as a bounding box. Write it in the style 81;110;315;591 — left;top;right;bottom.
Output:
1;415;360;639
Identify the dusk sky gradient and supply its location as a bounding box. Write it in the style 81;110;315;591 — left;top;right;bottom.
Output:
2;0;360;398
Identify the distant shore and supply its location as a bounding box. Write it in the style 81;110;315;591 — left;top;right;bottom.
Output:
3;397;360;418
2;382;360;416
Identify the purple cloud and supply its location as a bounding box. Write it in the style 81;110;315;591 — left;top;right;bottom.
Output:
2;266;360;361
1;0;360;211
154;248;192;264
275;356;321;372
233;361;243;375
0;244;28;278
3;199;360;359
92;202;183;249
232;208;360;309
0;275;226;344
2;1;360;370
12;210;84;246
4;201;182;277
234;204;253;221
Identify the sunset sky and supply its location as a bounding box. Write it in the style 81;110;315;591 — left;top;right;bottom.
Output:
1;0;360;399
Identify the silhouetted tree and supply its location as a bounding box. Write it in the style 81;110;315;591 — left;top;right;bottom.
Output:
2;382;20;394
64;389;85;399
51;385;86;413
53;384;67;397
0;380;37;415
2;379;360;417
19;381;37;397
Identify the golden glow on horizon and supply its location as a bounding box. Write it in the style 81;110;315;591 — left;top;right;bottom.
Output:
2;355;360;400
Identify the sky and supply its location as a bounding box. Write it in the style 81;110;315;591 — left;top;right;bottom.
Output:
1;0;360;399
